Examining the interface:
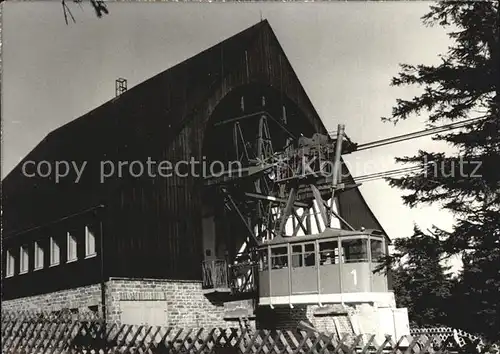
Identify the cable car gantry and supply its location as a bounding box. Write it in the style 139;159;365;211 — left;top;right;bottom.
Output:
203;103;394;309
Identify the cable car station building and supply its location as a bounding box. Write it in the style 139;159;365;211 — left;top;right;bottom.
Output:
2;21;409;340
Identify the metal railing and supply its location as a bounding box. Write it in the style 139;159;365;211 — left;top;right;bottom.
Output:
229;261;258;294
202;260;229;289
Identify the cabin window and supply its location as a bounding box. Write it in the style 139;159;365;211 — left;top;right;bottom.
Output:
342;239;369;263
50;237;60;266
370;239;384;262
34;242;44;270
67;232;78;262
259;250;269;271
85;226;97;258
6;250;15;277
292;243;316;267
270;247;288;269
291;245;303;268
20;246;29;274
304;244;316;266
319;241;340;265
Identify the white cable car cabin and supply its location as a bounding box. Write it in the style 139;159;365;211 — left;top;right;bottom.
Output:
257;228;392;307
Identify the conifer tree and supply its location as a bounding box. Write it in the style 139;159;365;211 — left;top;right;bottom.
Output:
382;1;499;341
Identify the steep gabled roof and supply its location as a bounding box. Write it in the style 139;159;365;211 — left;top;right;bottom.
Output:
2;21;271;236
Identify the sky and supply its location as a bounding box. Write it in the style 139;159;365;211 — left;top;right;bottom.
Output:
1;1;460;270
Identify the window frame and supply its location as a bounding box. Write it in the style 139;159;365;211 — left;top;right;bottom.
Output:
50;237;60;267
6;249;15;278
291;242;316;268
303;243;316;267
370;238;385;262
259;249;269;271
291;244;303;268
19;245;29;275
270;246;288;269
67;232;78;263
34;241;44;271
85;225;97;258
318;240;339;265
341;237;369;263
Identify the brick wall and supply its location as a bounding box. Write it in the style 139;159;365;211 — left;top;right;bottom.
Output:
1;278;229;328
105;278;229;328
1;284;102;312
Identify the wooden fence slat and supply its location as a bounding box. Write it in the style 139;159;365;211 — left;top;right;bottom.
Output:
243;329;262;354
40;320;65;354
225;328;240;347
285;330;300;350
116;325;135;349
233;328;249;352
267;331;283;354
25;321;45;352
136;324;155;353
1;319;19;352
292;331;311;354
32;321;56;354
47;320;73;354
168;328;186;352
123;324;145;353
342;335;363;354
141;326;162;354
213;328;225;348
11;320;32;353
28;322;48;351
58;321;81;354
375;335;393;354
22;320;39;350
110;324;128;346
359;334;376;354
278;331;294;354
187;328;204;353
198;328;217;353
403;335;422;354
4;311;500;354
391;334;411;354
416;336;436;354
5;319;25;352
318;332;335;354
306;332;323;354
258;330;273;354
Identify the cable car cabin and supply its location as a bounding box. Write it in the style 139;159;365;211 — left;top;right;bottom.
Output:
258;228;390;307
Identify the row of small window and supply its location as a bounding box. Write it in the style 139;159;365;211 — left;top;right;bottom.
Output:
260;238;385;270
4;226;97;278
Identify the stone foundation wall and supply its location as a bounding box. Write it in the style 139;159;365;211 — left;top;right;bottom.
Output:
1;284;102;313
105;277;229;328
2;278;232;328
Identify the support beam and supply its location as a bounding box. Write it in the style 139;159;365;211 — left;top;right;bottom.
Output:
222;188;260;246
277;188;297;237
311;202;323;233
317;197;356;231
244;193;308;208
292;209;308;236
310;184;328;227
305;209;312;234
329;124;345;227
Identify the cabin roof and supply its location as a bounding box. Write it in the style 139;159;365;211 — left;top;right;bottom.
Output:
262;228;386;246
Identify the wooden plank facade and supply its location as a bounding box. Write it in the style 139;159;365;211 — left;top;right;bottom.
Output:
2;20;386;300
